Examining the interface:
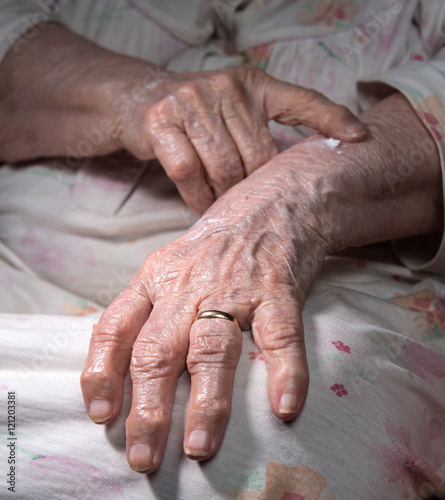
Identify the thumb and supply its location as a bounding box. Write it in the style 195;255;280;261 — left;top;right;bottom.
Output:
264;78;367;142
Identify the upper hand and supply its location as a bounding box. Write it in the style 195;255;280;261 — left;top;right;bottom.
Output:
116;65;367;213
0;20;365;210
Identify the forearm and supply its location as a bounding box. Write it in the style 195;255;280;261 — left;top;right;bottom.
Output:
0;23;161;163
188;92;442;305
298;92;443;250
202;92;442;255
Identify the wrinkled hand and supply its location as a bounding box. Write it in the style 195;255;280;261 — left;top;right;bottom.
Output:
80;145;331;472
81;93;442;474
116;65;366;213
0;22;365;213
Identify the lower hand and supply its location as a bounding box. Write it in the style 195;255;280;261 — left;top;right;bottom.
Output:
80;148;330;471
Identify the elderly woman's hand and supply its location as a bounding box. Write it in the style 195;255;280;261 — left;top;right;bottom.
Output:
80;146;328;471
0;23;366;213
81;92;442;472
114;64;366;213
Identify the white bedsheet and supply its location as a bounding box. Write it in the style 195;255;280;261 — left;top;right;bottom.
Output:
1;257;444;499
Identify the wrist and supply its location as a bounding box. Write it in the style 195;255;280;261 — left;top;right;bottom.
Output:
109;66;172;156
0;23;164;161
277;93;443;252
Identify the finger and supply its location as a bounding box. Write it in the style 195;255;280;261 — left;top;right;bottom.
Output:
264;79;367;142
222;98;279;174
184;115;246;199
150;127;215;214
251;298;308;421
126;304;192;473
80;281;152;424
184;315;242;460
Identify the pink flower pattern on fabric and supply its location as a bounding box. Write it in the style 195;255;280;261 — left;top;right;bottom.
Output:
330;384;348;397
332;341;351;353
29;455;123;496
231;461;338;499
369;420;439;497
300;0;360;27
415;96;445;142
428;417;445;469
19;227;95;276
404;340;445;386
249;350;264;361
393;289;445;335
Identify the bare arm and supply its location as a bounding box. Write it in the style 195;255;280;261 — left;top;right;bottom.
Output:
0;23;139;160
0;23;367;213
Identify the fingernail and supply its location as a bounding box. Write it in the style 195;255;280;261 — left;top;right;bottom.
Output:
89;400;111;423
279;393;298;414
345;122;367;138
185;430;211;457
129;444;153;472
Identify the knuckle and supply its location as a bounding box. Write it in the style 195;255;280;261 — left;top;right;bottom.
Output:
129;406;171;429
336;103;351;116
91;321;122;348
80;369;92;388
260;321;301;356
305;88;324;102
187;332;241;371
324;104;349;123
90;307;135;350
80;364;111;388
130;338;180;379
209;71;238;91
144;100;171;130
194;396;230;419
241;143;267;168
318;108;347;132
167;161;196;184
177;80;203;100
144;91;194;133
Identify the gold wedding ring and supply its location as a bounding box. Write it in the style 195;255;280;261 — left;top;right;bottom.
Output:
194;310;240;328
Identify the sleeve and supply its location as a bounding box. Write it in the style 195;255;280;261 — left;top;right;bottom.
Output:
356;0;445;275
0;0;57;66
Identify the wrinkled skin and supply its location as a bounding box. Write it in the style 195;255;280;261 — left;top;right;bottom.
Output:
81;93;442;472
0;23;366;214
115;65;367;213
